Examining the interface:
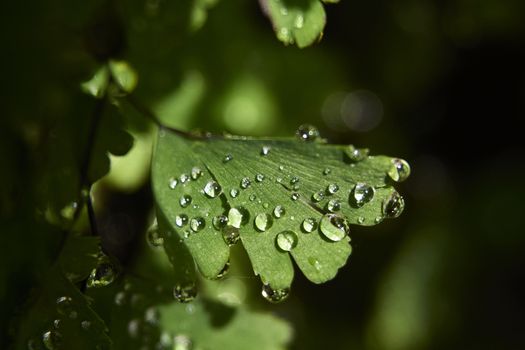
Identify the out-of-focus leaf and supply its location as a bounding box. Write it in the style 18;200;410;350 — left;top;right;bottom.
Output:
57;235;103;283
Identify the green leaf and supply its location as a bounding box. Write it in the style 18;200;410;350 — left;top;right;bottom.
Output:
152;128;409;292
260;0;328;48
13;269;111;350
57;235;103;283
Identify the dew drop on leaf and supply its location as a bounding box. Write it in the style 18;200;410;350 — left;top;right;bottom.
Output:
146;224;164;247
273;205;286;218
326;199;341;212
42;330;62;350
255;213;273;232
383;191;405;218
179;173;190;184
352;182;375;206
127;319;142;338
249;194;257;201
175;214;189;227
222;225;240;246
173;283;197;303
323;168;331;175
223;154;233;163
179;195;192;208
228;207;249;228
294;14;304;29
345;145;369;161
190;217;205;232
261;146;271;156
203;181;222;198
276;231;298;251
240;177;251;189
387;158;411;182
255;174;265;182
291;192;300;201
261;284;290;303
302;218;318;233
81;320;91;330
53;319;61;329
168;177;178;189
115;291;126;306
320;214;350;242
190;167;203;180
144;307;160;325
213;260;231;279
327;183;339;194
312;191;324;202
56;296;73;316
212;215;228;230
173;334;193;350
87;261;117;288
296;124;320;142
358;216;365;224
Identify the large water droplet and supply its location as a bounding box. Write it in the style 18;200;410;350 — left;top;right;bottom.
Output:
146;224;164;247
291;192;300;201
222;225;240;246
223;154;233;163
230;188;239;198
168;177;178;189
203;181;222;198
42;330;62;350
273;205;286;218
212;215;228;230
352;182;375;206
345;145;369;161
179;195;192;208
327;199;341;212
261;146;271;156
87;261;117;288
228;207;249;228
173;283;197;303
240;177;251;189
312;191;324;202
296;124;320;142
179;173;190;184
383;191;405;218
190;217;205;232
276;231;298;251
320;214;350;241
387;158;411;182
327;183;339;194
255;174;265;182
191;167;203;180
302;218;318;233
255;213;273;232
261;284;289;303
175;214;189;227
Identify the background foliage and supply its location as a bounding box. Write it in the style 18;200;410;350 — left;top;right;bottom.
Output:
1;0;525;349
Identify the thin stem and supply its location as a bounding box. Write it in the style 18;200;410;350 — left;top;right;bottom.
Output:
86;193;99;237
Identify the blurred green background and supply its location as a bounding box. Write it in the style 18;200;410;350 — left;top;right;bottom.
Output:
1;0;524;349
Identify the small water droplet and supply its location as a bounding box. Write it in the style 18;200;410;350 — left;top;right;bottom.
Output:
173;334;193;350
276;231;298;251
114;291;126;306
261;146;271;156
261;284;289;303
190;167;203;180
144;307;159;325
323;168;331;175
255;174;265;182
56;296;73;316
326;199;341;212
327;183;339;194
213;260;231;280
190;217;205;232
127;319;141;338
345;145;369;161
230;188;239;198
53;319;61;329
173;283;197;303
222;225;240;246
358;216;365;224
179;173;190;184
320;214;350;242
387;158;411;182
168;177;178;189
81;320;91;330
296;124;320;142
146;224;163;247
273;205;286;218
263;202;269;209
255;213;273;232
87;261;117;288
312;191;325;202
277;27;290;42
375;216;384;224
42;330;62;350
291;192;300;201
352;182;375;207
240;177;251;189
308;257;322;271
223;154;233;163
294;14;304;29
383;191;405;218
278;165;284;171
179;195;192;208
290;176;300;185
203;181;222;198
175;214;189;227
212;215;228;230
302;218;318;233
279;7;288;16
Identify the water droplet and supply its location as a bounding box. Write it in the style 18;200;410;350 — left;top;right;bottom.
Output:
352;182;375;207
240;177;251;189
127;319;141;338
383;191;405;218
290;176;300;185
230;188;239;198
261;284;289;303
53;319;61;329
320;214;350;241
312;191;325;202
249;194;257;201
168;177;178;189
222;225;240;246
261;146;271;156
323;168;331;175
81;320;91;330
255;213;273;232
179;173;190;184
345;145;369;161
375;216;384;224
308;257;322;271
279;7;288;16
146;224;164;247
190;217;205;232
358;216;365;224
296;124;320;142
179;195;192;208
223;154;233;163
214;260;231;279
291;192;300;201
173;283;197;303
278;165;284;171
273;205;286;218
327;183;339;194
42;330;62;350
56;296;73;316
387;158;411;182
276;231;298;251
277;27;290;42
263;202;269;209
255;174;265;182
144;307;159;325
190;167;203;180
302;218;318;233
173;334;193;350
87;261;117;288
114;291;126;306
294;14;304;28
203;181;222;198
175;214;189;227
326;199;341;212
212;215;228;230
